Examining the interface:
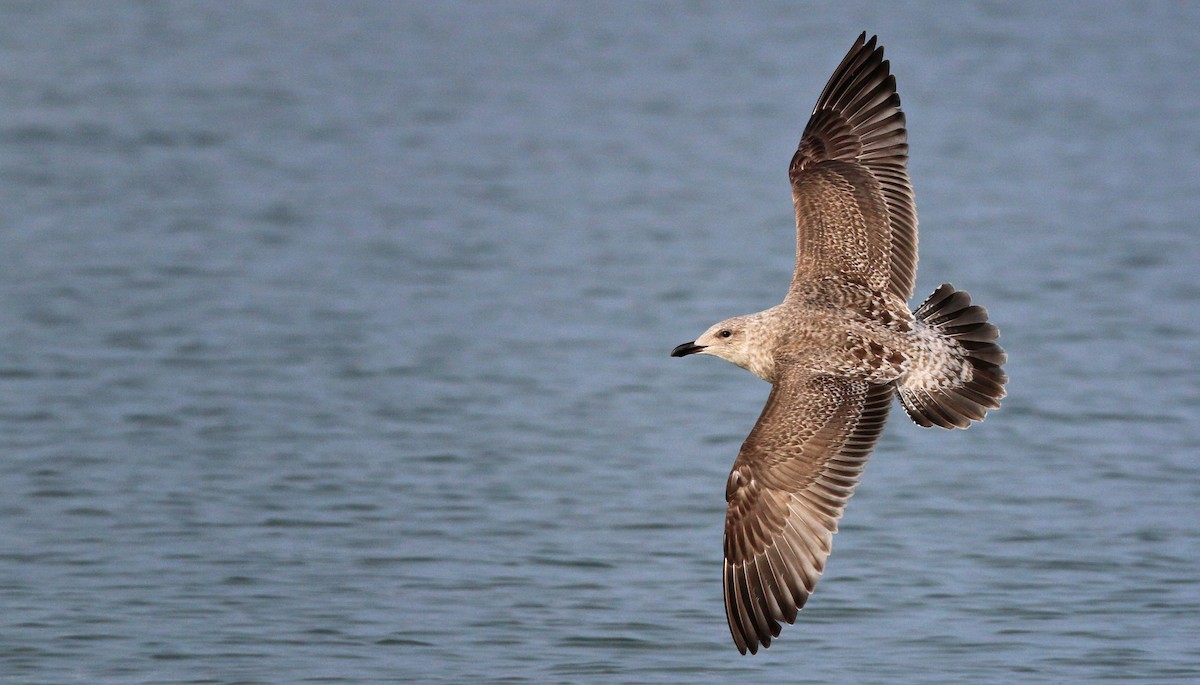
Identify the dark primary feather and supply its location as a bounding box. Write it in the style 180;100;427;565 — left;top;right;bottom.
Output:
723;372;893;654
787;32;918;301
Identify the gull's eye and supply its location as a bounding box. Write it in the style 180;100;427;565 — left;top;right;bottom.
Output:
719;329;732;338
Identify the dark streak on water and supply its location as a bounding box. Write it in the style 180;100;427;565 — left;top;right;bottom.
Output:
1;2;1199;683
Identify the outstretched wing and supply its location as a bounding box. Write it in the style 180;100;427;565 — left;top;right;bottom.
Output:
788;33;917;301
723;369;893;654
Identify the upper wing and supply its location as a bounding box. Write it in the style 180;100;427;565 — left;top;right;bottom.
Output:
723;369;893;654
787;33;917;301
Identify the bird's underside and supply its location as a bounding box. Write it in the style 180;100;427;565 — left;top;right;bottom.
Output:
670;33;1008;655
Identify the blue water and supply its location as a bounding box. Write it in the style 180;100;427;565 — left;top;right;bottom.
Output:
1;2;1198;683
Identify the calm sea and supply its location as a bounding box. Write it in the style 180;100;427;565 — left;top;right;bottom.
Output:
1;2;1197;683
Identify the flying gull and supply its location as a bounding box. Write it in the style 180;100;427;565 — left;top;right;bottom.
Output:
671;33;1008;655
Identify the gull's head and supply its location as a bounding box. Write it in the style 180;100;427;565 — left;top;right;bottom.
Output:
671;315;759;371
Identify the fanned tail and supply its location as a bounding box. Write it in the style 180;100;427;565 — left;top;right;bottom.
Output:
899;284;1007;429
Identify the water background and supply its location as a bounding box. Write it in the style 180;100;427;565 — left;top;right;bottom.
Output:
2;2;1198;683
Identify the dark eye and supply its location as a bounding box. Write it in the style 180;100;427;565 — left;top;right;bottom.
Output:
719;329;732;338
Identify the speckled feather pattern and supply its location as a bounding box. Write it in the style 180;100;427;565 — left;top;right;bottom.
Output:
672;33;1008;655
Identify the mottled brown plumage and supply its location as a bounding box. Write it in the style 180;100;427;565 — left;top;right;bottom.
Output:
671;33;1008;654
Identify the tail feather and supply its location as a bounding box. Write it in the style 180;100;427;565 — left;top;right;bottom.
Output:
900;284;1007;429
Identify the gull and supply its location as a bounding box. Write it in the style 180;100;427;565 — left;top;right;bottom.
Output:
671;33;1008;655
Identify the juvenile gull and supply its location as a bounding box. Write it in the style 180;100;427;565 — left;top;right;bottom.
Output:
671;33;1008;655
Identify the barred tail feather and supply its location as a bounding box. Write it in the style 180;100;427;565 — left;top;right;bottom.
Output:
900;284;1007;429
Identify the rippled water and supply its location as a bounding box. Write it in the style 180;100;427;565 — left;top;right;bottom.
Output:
2;2;1198;683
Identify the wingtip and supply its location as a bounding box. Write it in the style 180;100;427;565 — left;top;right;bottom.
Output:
854;31;881;52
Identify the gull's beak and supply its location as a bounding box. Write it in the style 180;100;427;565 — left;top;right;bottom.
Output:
671;341;706;357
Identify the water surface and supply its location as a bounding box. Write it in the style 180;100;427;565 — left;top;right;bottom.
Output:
1;2;1198;683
